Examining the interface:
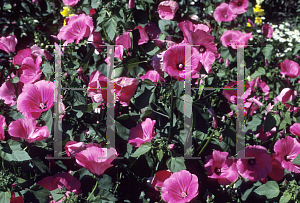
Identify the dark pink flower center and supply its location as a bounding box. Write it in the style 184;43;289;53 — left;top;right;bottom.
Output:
224;14;228;18
177;63;184;70
237;1;242;6
199;45;206;53
214;168;221;175
284;155;292;162
248;159;256;165
181;191;188;198
40;103;47;109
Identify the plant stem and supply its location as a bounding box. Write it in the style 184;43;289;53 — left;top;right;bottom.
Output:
86;176;98;202
226;178;239;190
198;131;214;156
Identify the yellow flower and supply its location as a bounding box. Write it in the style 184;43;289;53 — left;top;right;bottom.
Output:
253;5;265;16
255;17;262;25
247;23;252;27
63;14;75;26
60;7;71;17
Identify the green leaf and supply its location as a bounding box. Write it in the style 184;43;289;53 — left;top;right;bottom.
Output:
50;188;65;202
279;190;292;203
11;76;19;83
264;112;277;133
98;174;114;190
41;62;53;79
72;91;86;104
103;17;117;42
131;142;151;157
174;81;184;98
176;95;192;118
29;185;50;203
293;44;300;55
254;181;280;199
97;9;107;24
0;191;11;203
157;149;164;162
246;114;263;132
166;157;186;172
0;139;31;161
262;44;273;62
250;67;266;79
292;153;300;165
42;109;53;136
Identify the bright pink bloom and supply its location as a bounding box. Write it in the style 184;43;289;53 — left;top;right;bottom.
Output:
88;31;104;55
128;0;135;9
112;77;139;106
273;136;300;173
17;80;55;119
135;26;149;45
178;21;210;42
255;124;276;142
228;0;249;14
158;1;179;20
168;144;175;150
261;24;273;39
213;3;237;22
87;70;109;104
248;77;270;100
163;44;202;81
30;45;52;60
113;32;131;61
62;0;79;6
0;81;23;106
222;81;250;104
151;170;172;190
274;88;298;104
205;150;239;185
220;30;252;49
280;59;300;78
14;48;32;66
18;56;42;84
0;115;6;141
75;146;118;176
128;118;157;147
236;145;272;182
161;170;199;203
244;96;263;117
8;118;49;143
0;35;17;54
268;154;284;182
57;14;94;46
290;123;300;137
65;141;85;157
140;70;164;85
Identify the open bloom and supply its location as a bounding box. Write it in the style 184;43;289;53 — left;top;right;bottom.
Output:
0;35;17;54
62;0;79;7
290;123;300;137
113;32;131;61
157;1;179;20
273;136;300;173
112;77;139;106
205;150;239;185
280;59;300;78
229;0;249;14
65;141;85;157
75;146;118;176
30;45;52;60
14;48;32;66
236;145;272;182
161;170;199;203
8;118;49;143
220;30;252;49
87;31;104;55
18;56;42;84
0;81;23;106
214;3;237;22
128;118;157;147
274;88;299;113
87;70;109;104
151;170;172;191
0;115;6;141
140;70;164;85
253;5;265;16
17;80;55;119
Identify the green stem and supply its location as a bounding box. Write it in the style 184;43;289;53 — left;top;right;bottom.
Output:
226;178;239;190
198;131;214;156
86;177;98;202
168;80;174;143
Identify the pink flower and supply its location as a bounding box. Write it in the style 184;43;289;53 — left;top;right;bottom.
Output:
134;26;149;45
8;118;49;143
236;145;272;182
177;21;210;42
0;115;6;141
268;154;284;182
222;81;249;104
248;77;270;100
30;45;52;60
213;3;237;22
0;81;23;106
248;19;255;27
151;170;172;190
62;0;79;7
140;70;164;85
220;30;252;49
87;70;109;104
17;80;55;119
112;77;139;106
290;123;300;137
65;141;85;157
205;150;239;185
207;108;218;129
280;59;300;78
14;48;32;66
255;125;276;142
273;136;300;173
144;22;161;40
261;24;273;39
228;0;249;14
0;35;18;54
113;32;131;61
88;31;104;55
128;118;157;147
168;144;175;150
128;0;135;9
244;96;263;117
161;170;199;203
75;146;118;176
163;44;202;81
158;1;179;20
57;14;94;46
18;56;42;84
274;88;298;111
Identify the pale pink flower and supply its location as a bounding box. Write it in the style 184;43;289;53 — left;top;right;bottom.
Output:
8;118;49;143
213;3;237;22
0;81;23;106
205;150;239;185
220;30;252;49
14;48;32;66
280;59;300;78
30;45;52;60
0;35;18;54
177;21;210;41
87;70;109;104
62;0;79;7
290;123;300;137
161;170;199;203
0;115;6;141
228;0;249;14
65;141;85;157
261;24;273;39
75;146;118;176
151;170;172;191
18;56;42;84
17;80;56;119
158;1;179;20
128;118;157;147
112;77;139;106
140;70;164;85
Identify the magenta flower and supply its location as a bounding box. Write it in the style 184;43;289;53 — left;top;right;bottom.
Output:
65;141;85;157
261;24;273;39
205;150;239;185
163;44;201;81
207;108;218;129
112;77;139;106
128;0;135;9
144;22;161;40
255;124;276;142
248;77;270;100
140;70;164;85
228;0;249;14
213;3;237;22
87;31;104;55
222;81;252;104
17;80;55;119
62;0;79;7
274;88;298;110
87;70;109;104
0;81;23;106
236;145;272;182
268;154;285;182
290;123;300;137
18;56;42;84
14;48;32;66
273;136;300;173
220;30;252;49
178;20;210;43
75;146;118;176
30;45;52;60
158;1;179;20
57;14;93;46
8;118;49;143
161;170;199;203
280;59;300;78
113;32;131;61
128;118;157;147
151;170;172;191
0;115;6;141
134;26;149;45
0;35;18;54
